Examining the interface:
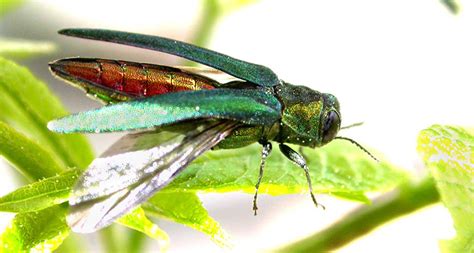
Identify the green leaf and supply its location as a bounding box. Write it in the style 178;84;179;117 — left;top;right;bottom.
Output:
117;207;169;251
0;205;70;252
0;39;56;58
0;139;404;248
143;192;230;247
0;169;81;212
330;191;370;204
0;57;94;169
0;121;64;180
417;125;474;252
276;178;440;253
441;0;461;14
0;171;227;247
165;141;407;202
0;0;24;18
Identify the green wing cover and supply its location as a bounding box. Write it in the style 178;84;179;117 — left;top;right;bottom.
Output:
48;89;281;133
59;28;280;87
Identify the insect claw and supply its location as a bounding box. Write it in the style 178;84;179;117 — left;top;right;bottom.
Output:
252;197;258;216
310;191;325;210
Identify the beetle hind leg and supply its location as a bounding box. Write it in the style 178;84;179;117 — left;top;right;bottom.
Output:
253;141;272;215
280;144;325;210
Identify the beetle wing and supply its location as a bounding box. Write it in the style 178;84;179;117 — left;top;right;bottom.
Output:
48;88;281;133
67;120;238;233
59;28;280;87
176;66;240;84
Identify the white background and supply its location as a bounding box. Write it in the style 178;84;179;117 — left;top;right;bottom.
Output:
1;0;473;252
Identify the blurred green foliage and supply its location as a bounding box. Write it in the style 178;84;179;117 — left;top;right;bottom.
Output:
0;0;24;18
418;125;474;252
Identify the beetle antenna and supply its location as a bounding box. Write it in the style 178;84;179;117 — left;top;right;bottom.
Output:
335;136;379;162
340;122;364;130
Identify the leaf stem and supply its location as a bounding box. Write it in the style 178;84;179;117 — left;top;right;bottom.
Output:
55;233;84;253
100;226;122;253
276;178;440;252
194;0;221;47
186;0;221;66
441;0;460;14
125;229;148;253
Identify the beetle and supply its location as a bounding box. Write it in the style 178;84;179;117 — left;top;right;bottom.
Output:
48;28;375;233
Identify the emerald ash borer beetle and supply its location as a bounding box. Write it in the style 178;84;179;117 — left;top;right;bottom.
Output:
47;28;376;233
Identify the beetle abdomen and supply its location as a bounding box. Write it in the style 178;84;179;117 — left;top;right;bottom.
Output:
50;58;217;102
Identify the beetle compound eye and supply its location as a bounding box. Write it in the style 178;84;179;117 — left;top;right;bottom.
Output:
322;111;340;144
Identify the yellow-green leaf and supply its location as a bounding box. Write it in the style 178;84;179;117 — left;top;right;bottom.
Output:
0;205;70;252
166;142;407;202
0;39;56;58
0;169;81;212
0;171;228;248
418;125;474;252
143;192;230;247
0;121;63;180
117;207;169;251
0;57;94;169
0;138;405;250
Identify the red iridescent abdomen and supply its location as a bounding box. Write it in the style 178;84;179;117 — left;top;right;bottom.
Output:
50;58;217;99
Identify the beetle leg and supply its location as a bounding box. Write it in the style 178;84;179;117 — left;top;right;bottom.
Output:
279;144;325;210
253;141;272;215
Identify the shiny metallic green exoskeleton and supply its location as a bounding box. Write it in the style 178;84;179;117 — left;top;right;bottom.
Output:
48;28;348;233
216;82;341;150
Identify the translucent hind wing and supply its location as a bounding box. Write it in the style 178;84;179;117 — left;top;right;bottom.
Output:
67;120;238;233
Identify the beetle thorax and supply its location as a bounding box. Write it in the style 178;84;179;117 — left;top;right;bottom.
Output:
273;82;338;148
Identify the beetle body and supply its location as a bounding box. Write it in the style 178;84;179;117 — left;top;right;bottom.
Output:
51;58;341;150
48;29;347;233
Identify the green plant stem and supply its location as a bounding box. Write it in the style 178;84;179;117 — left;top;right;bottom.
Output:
194;0;221;47
277;178;440;252
55;233;83;253
125;229;148;253
441;0;460;14
0;0;24;18
186;0;221;66
100;226;122;253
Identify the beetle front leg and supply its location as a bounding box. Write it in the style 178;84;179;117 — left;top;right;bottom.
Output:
279;144;325;210
253;141;272;215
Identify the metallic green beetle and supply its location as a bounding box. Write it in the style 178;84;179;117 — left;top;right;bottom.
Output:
48;29;372;233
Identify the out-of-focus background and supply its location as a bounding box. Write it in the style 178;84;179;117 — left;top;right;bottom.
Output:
0;0;473;252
